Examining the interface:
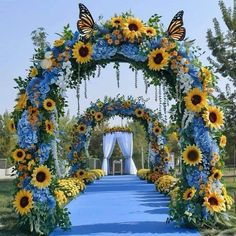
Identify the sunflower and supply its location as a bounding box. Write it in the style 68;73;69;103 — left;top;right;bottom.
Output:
77;124;87;133
153;125;162;135
43;98;56;111
13;190;33;215
211;169;222;180
144;27;157;37
183;187;196;200
76;169;87;179
12;149;26;162
8;120;16;132
135;108;144;118
94;112;103;122
31;165;52;189
90;109;96;116
29;67;38;77
182;145;202;166
72;41;93;64
203;106;224;130
54;39;65;47
219;135;227;148
45;120;54;135
148;48;170;71
123;17;145;41
184;88;208;113
111;16;123;28
203;192;225;213
15;93;28;110
96;101;104;109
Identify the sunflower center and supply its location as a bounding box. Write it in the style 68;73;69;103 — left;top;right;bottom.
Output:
147;30;153;34
208;197;218;206
191;95;202;105
188;150;199;161
36;171;46;183
20;196;29;208
47;124;51;130
155;128;160;133
79;46;89;57
80;126;85;131
214;173;219;178
128;23;138;31
79;171;84;176
115;20;121;24
154;53;163;64
209;112;217;123
17;151;23;158
47;102;52;107
187;192;192;199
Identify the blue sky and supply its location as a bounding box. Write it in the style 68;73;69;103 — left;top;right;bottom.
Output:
0;0;232;121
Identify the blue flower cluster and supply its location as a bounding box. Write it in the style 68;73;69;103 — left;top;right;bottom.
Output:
39;143;51;164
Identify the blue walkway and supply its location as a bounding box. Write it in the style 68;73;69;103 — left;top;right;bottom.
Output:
51;175;199;236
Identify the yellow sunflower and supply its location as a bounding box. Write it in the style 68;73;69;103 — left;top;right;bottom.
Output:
45;120;54;135
76;169;87;179
15;93;28;110
96;101;104;109
153;125;162;135
184;88;208;113
148;48;170;71
123;17;145;41
211;169;222;180
13;190;33;215
135;108;144;118
203;192;225;213
31;165;52;189
219;135;227;148
43;98;56;111
94;112;103;122
77;124;87;133
183;187;196;200
111;16;123;28
144;27;157;37
182;145;202;166
198;67;212;85
12;149;26;162
203;106;224;130
29;67;38;77
72;41;93;64
54;39;65;47
8;120;16;132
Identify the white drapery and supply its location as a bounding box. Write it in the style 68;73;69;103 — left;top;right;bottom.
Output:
101;132;137;175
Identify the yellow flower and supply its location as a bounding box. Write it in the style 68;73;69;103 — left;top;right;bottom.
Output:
211;169;222;180
219;135;227;148
183;187;196;200
203;106;224;130
94;112;103;122
77;124;87;133
13;190;33;215
31;165;52;189
123;17;145;41
153;125;162;135
45;120;54;135
27;160;35;171
12;149;26;162
144;27;157;37
135;108;144;118
54;39;65;47
169;132;178;141
199;67;212;85
182;145;202;166
76;169;87;179
96;101;104;109
184;88;207;113
43;98;56;111
54;190;67;207
203;192;225;213
8;120;16;132
148;48;170;71
111;16;123;28
29;67;38;77
15;93;28;110
72;41;93;64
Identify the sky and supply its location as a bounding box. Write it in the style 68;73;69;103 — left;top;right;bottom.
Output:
0;0;232;125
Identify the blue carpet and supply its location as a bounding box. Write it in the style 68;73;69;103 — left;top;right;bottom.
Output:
50;175;199;236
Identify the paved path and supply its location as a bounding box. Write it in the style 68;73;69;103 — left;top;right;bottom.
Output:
51;175;199;236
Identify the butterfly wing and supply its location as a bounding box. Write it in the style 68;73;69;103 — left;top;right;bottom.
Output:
77;3;95;38
167;10;186;41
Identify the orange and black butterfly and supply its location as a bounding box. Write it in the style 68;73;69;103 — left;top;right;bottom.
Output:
77;3;95;39
167;10;186;41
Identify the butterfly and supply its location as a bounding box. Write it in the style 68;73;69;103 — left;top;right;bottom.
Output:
77;3;95;39
167;10;186;41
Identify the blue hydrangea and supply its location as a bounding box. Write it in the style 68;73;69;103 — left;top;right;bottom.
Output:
189;67;202;89
39;143;51;164
17;111;37;149
92;39;117;60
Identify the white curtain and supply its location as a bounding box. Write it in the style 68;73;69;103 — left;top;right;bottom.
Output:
102;133;117;175
116;132;137;175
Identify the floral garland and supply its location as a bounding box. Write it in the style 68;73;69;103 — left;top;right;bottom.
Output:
104;126;132;134
10;9;232;233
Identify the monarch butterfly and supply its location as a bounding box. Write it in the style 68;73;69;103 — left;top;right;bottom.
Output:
167;10;186;41
77;3;95;39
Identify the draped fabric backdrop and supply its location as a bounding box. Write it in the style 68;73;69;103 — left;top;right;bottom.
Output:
101;132;137;175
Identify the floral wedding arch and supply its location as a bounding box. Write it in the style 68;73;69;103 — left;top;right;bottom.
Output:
10;4;232;234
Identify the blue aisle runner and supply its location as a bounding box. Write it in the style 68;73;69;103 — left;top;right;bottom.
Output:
51;175;199;236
